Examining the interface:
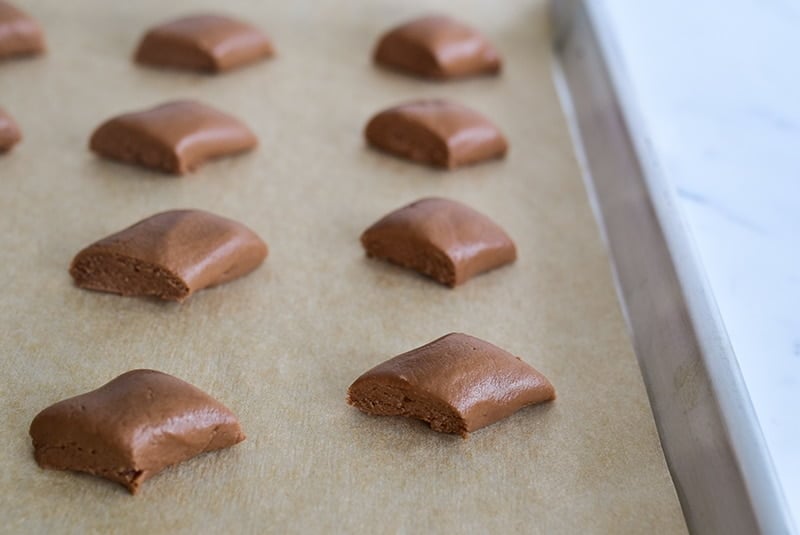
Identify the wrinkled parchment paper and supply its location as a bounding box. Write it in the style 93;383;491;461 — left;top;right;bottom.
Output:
0;1;687;532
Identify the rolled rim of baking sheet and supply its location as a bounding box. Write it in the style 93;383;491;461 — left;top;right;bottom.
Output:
551;1;796;533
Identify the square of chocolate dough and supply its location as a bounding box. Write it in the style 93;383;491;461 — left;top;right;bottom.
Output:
30;369;245;494
348;333;555;436
0;1;45;60
373;15;501;79
365;99;507;169
361;197;516;287
135;13;274;73
70;209;268;302
89;100;257;175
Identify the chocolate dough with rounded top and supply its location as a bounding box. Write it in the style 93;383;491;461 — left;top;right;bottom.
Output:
374;15;500;80
0;1;45;60
348;333;555;437
30;369;245;494
70;209;267;302
89;100;257;175
0;107;21;151
135;14;274;73
365;99;507;169
361;197;516;287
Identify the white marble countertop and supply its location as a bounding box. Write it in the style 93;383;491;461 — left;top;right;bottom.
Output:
592;0;800;528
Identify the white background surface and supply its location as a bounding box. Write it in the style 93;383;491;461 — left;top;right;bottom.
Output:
595;0;800;524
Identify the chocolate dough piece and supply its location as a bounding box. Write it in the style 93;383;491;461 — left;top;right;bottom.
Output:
374;15;500;80
0;107;21;151
365;99;507;169
0;1;45;60
70;209;267;302
348;333;555;437
135;14;274;73
89;100;257;175
361;197;516;287
30;369;245;494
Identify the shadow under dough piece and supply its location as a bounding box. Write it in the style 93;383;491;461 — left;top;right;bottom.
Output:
373;14;501;80
0;107;21;151
30;369;245;494
89;100;257;175
348;333;555;437
361;197;516;287
365;99;507;169
0;1;45;60
135;13;274;73
70;209;268;302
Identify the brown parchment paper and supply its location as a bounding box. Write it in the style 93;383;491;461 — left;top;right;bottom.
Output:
0;0;687;533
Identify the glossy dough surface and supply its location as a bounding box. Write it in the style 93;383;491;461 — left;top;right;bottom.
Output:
29;369;245;494
70;209;268;301
365;99;507;169
361;197;516;286
0;1;45;59
374;15;500;79
89;100;257;174
135;14;273;73
348;333;555;436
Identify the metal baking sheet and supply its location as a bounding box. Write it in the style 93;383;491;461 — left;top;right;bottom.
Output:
552;0;794;533
0;0;685;532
